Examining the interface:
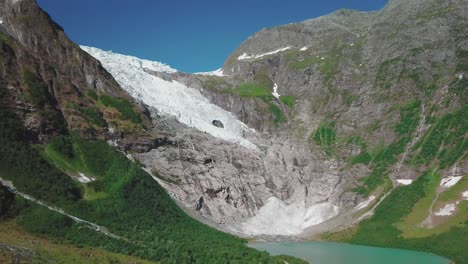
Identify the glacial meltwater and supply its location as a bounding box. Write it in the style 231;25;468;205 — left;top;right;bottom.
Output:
248;241;450;264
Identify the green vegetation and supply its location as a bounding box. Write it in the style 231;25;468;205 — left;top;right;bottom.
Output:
228;83;289;124
86;90;99;101
279;95;295;108
269;103;285;124
98;95;141;124
347;170;468;264
395;171;441;238
0;109;82;205
350;152;372;165
410;106;467;169
230;83;273;100
394;100;421;135
290;55;338;84
0;221;158;264
397;173;468;239
451;76;468;99
0;32;11;43
341;90;358;106
0;84;305;263
455;49;468;72
355;101;421;196
23;70;50;108
49;136;74;159
312;123;336;156
19;135;306;263
78;106;107;127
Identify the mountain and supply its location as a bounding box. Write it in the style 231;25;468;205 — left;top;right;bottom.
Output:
82;0;467;261
0;0;467;263
0;0;305;263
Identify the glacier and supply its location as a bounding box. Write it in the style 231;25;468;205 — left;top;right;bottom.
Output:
242;197;339;235
81;46;257;149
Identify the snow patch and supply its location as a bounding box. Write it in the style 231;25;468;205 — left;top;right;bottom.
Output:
355;195;375;211
237;47;291;60
462;191;468;200
77;173;95;183
242;197;339;235
0;20;3;25
300;46;308;51
440;176;462;188
397;179;413;185
81;46;257;149
434;203;456;216
457;73;464;80
194;68;226;77
272;83;280;99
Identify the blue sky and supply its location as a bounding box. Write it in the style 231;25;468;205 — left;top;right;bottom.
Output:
37;0;387;73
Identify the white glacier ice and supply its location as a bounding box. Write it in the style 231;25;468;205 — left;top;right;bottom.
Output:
242;197;339;235
81;46;257;149
237;47;291;60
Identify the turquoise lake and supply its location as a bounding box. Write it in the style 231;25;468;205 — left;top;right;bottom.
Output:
248;241;450;264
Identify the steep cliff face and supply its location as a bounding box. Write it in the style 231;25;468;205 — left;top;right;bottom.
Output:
0;0;151;143
83;0;467;237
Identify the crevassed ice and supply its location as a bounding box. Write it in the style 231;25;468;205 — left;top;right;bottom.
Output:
242;197;339;235
81;46;257;149
85;47;176;73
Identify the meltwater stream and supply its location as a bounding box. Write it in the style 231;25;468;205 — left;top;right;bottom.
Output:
249;241;450;264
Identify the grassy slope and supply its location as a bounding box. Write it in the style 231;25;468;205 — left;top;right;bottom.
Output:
323;105;467;263
0;221;157;264
348;170;468;264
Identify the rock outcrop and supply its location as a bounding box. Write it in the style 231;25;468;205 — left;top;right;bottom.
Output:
85;0;467;236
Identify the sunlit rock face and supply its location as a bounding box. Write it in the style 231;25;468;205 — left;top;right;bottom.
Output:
82;46;361;236
82;0;468;236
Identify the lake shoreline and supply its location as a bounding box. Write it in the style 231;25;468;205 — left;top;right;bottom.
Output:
248;241;451;264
